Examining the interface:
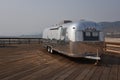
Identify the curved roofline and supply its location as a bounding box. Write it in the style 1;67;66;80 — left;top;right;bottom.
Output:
46;20;102;31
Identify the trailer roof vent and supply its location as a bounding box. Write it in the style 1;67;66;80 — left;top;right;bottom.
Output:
59;20;72;24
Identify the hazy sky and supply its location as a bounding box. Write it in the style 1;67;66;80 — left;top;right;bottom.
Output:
0;0;120;36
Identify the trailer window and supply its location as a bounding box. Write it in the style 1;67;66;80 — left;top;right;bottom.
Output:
61;28;67;36
85;32;91;37
83;31;99;41
92;32;98;37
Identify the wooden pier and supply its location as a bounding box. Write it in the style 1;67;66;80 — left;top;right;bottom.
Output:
0;43;120;80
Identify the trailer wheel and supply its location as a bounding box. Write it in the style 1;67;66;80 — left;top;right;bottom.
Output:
47;46;54;54
50;48;53;54
47;47;50;53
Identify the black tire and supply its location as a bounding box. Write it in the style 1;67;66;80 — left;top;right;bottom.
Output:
50;48;53;54
47;47;50;53
47;46;54;54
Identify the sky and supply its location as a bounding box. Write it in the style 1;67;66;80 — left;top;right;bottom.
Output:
0;0;120;36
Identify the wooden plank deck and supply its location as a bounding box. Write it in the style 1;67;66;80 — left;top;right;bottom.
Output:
0;44;120;80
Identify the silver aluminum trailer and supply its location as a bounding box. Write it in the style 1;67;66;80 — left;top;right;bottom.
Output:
42;20;105;60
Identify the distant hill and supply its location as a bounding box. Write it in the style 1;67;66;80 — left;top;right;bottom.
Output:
1;21;120;38
99;21;120;38
19;21;120;38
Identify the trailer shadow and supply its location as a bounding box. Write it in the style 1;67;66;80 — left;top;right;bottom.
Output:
51;51;97;64
100;54;120;65
68;54;120;66
42;49;120;66
68;58;97;64
54;51;120;65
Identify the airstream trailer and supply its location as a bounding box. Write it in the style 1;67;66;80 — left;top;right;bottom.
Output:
42;20;105;60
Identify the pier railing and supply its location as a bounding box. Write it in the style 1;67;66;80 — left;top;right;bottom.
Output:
105;42;120;54
0;38;42;46
0;38;120;54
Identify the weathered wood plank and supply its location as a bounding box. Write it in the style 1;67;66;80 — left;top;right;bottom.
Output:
108;65;118;80
90;66;104;80
20;57;72;80
53;63;78;80
0;44;119;80
118;65;120;80
64;64;87;80
83;66;97;80
75;65;93;80
35;62;74;80
1;63;49;80
100;66;111;80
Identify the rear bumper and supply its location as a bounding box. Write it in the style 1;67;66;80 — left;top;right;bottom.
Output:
84;56;101;60
83;52;101;60
63;52;101;60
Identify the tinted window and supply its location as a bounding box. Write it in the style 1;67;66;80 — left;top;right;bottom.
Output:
83;31;99;41
92;32;99;37
85;32;91;37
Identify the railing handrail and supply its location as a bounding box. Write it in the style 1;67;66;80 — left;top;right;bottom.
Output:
105;42;120;54
0;38;42;46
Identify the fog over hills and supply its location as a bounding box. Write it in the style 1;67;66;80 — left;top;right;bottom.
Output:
100;21;120;37
100;21;120;32
18;21;120;38
1;21;120;38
